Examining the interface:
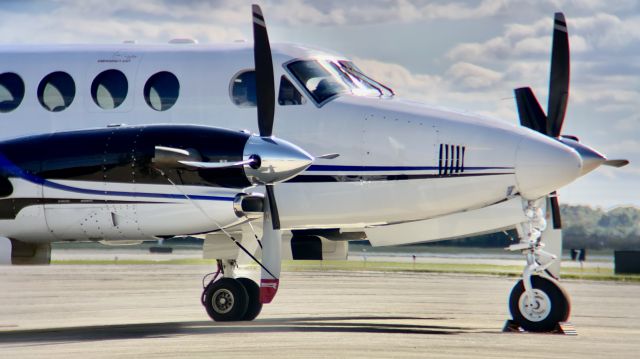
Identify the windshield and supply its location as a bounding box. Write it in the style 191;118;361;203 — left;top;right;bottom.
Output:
286;59;394;105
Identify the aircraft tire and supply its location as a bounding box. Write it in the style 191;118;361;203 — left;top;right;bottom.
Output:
509;275;570;332
237;277;263;321
203;278;249;321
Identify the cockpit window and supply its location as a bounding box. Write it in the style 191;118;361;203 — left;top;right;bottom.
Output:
339;61;394;97
286;59;393;105
287;60;349;104
278;76;306;106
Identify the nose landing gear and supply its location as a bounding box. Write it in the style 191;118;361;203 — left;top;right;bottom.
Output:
506;200;572;333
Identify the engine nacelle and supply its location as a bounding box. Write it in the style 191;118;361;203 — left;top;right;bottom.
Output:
0;237;51;265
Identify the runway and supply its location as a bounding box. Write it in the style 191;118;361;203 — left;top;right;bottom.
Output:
1;265;639;358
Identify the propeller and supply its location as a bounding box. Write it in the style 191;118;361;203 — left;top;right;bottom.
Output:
252;4;282;303
150;7;335;305
513;13;629;278
514;12;628;172
249;4;341;302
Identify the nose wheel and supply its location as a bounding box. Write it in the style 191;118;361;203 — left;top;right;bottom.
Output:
509;275;570;332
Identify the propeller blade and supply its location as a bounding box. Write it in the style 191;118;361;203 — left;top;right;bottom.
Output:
549;192;562;229
265;184;280;230
260;184;281;303
178;159;255;169
547;12;570;137
252;4;275;137
603;159;630;168
514;87;547;134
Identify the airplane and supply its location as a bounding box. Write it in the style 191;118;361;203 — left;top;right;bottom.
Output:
0;5;628;332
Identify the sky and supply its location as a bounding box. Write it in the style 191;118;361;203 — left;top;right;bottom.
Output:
0;0;638;209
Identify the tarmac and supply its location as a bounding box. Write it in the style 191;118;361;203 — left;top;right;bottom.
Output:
1;264;639;358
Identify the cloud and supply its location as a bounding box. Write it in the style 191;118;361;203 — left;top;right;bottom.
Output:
354;57;518;124
446;62;503;89
442;10;640;137
0;0;516;40
353;57;446;100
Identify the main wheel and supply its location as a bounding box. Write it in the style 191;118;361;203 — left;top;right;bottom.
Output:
509;276;571;332
203;278;249;322
237;277;263;321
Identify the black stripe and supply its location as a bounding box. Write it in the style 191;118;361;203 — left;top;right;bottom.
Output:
554;19;566;26
286;172;514;183
461;146;466;172
444;144;449;175
449;144;455;175
253;13;265;21
455;146;460;173
438;144;443;175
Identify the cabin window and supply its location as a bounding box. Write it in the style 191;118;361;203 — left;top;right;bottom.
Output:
229;70;256;107
0;72;25;113
144;71;180;111
37;71;76;112
278;76;306;106
91;69;128;110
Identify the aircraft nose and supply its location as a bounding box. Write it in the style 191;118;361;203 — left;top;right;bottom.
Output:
515;134;582;200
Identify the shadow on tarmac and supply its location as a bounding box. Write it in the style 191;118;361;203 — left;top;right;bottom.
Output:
0;316;466;344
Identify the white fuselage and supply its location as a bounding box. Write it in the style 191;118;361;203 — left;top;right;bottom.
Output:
0;43;582;244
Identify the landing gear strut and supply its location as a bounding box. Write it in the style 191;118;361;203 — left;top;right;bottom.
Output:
202;259;263;322
507;200;571;332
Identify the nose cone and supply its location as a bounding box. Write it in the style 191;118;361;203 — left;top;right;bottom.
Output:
243;136;313;184
557;137;607;176
515;134;582;200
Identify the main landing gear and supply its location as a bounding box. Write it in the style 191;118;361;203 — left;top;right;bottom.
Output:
507;201;571;332
201;259;263;322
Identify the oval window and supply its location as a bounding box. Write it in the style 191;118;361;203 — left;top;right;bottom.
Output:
91;69;128;110
0;72;25;113
230;70;256;107
144;71;180;111
37;71;76;112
